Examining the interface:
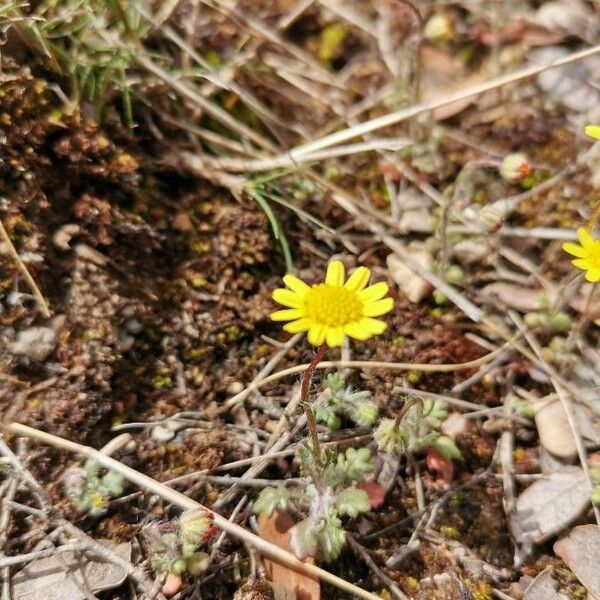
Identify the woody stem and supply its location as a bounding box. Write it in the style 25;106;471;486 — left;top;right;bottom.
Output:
300;343;327;465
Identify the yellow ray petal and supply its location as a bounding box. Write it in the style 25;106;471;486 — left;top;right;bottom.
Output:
308;324;326;345
585;125;600;140
358;281;389;303
325;261;345;287
271;308;304;321
283;318;312;333
562;242;587;258
585;268;600;282
325;326;344;347
578;227;594;249
344;266;371;292
344;321;373;341
572;258;591;269
272;288;303;308
363;297;394;317
283;274;311;296
358;317;387;335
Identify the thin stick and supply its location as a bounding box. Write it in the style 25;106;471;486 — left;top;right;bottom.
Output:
0;218;50;319
4;423;381;600
226;344;505;405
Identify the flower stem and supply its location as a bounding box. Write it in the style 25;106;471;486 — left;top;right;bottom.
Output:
300;343;327;465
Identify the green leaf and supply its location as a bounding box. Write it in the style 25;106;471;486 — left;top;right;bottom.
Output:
335;488;370;518
253;486;291;518
324;372;345;395
101;471;124;496
336;447;373;483
318;514;346;562
433;435;461;460
424;399;447;427
315;404;337;425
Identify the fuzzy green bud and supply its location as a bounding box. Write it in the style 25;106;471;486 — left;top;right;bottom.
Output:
374;419;408;455
179;508;216;546
445;265;464;285
171;559;188;576
591;486;600;507
433;290;447;305
181;542;198;558
151;553;168;573
351;401;379;426
550;312;572;333
524;312;543;328
499;153;530;183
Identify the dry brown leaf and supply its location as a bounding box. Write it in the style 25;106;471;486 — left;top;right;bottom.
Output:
12;541;131;600
510;468;589;545
532;0;598;42
532;46;600;112
257;512;320;600
554;525;600;600
479;282;544;312
524;569;570;600
534;400;577;460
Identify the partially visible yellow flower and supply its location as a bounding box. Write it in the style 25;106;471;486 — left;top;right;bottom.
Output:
563;227;600;282
585;125;600;140
271;261;394;347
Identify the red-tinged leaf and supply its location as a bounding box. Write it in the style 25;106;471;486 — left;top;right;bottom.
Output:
426;447;454;483
357;481;386;509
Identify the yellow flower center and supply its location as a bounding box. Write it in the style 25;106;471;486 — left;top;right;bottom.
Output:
303;284;363;327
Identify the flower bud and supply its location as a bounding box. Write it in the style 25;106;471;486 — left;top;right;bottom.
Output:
445;265;464;285
550;312;571;333
524;312;543;328
171;559;188;575
374;419;408;455
352;401;379;426
179;508;217;546
499;153;530;183
433;290;447;305
424;13;453;42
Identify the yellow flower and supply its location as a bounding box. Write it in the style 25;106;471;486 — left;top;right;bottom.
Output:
271;261;394;347
563;227;600;282
585;125;600;140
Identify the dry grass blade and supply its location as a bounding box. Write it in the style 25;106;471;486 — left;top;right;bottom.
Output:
287;45;600;159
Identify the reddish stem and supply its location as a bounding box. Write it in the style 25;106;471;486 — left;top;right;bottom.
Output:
300;343;327;465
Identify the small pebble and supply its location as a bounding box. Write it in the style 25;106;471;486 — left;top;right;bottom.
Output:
151;425;175;443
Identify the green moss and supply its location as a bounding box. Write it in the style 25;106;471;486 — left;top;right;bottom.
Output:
189;348;206;361
225;325;241;342
153;374;173;389
407;371;422;385
440;525;460;540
